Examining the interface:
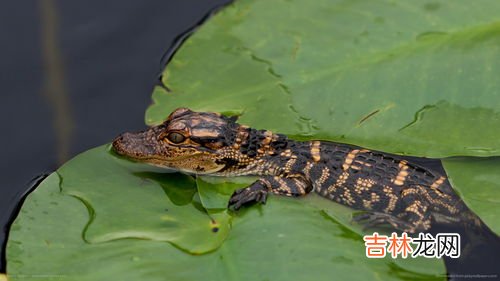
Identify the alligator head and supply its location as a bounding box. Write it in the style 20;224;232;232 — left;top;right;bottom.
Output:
112;108;239;174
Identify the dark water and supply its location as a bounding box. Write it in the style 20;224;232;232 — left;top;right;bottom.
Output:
0;0;231;272
0;0;498;279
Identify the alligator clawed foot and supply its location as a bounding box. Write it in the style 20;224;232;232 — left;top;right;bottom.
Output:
228;186;268;211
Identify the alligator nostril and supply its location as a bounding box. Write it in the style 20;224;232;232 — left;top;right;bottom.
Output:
112;134;126;153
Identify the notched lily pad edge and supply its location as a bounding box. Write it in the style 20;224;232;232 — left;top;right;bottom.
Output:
52;152;232;255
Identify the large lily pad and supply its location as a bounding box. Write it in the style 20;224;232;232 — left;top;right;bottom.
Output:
145;0;500;247
7;169;444;280
147;0;500;158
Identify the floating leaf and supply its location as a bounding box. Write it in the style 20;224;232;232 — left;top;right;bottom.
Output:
147;0;500;157
7;172;444;280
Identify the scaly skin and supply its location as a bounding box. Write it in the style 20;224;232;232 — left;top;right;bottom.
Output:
113;108;484;233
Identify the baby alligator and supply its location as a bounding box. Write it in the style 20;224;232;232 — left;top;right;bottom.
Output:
113;108;484;233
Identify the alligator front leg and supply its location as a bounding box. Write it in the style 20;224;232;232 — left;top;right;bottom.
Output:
228;175;311;210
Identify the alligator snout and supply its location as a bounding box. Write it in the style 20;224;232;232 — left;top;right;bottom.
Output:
112;131;156;159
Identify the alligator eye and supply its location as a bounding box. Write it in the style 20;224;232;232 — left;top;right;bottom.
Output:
167;132;186;144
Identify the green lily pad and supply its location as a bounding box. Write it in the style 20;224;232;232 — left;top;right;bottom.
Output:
443;157;500;234
147;0;500;158
7;172;444;280
57;145;231;253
